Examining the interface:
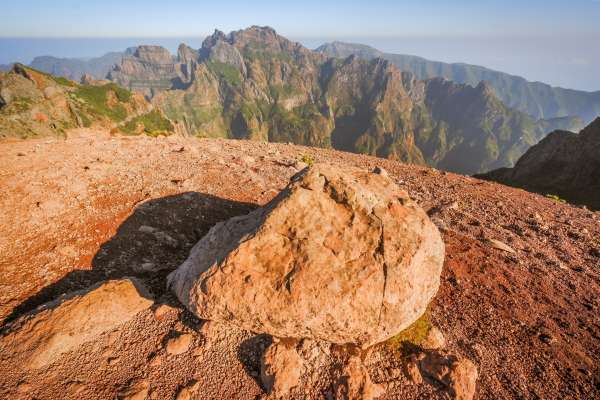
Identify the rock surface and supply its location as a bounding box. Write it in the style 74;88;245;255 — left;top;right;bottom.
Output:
0;278;153;369
260;338;384;400
169;164;444;347
419;352;479;400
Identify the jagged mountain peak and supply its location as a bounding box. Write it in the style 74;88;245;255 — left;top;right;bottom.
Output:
201;26;313;60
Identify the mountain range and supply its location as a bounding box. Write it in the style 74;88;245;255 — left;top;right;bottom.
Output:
316;42;600;124
24;39;600;127
28;50;134;82
478;117;600;209
101;26;582;174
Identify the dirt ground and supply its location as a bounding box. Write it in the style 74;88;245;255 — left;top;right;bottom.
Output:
0;129;598;399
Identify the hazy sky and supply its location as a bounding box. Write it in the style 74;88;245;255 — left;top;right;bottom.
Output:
1;0;599;90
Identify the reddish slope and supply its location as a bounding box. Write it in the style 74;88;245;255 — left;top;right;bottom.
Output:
0;130;598;399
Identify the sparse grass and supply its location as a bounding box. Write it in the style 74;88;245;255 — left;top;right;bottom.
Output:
120;110;173;136
269;84;301;99
4;97;34;113
385;309;432;358
243;48;292;64
51;76;76;87
545;194;566;203
206;61;242;86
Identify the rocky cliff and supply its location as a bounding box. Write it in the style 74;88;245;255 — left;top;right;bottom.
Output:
478;118;600;209
108;26;561;174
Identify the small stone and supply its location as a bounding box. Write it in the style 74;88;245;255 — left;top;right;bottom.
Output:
335;355;385;400
166;333;193;355
419;351;478;400
118;380;149;400
373;166;388;177
293;161;308;171
149;354;162;367
261;340;304;397
140;262;157;272
154;231;179;248
153;304;177;320
486;239;516;254
175;381;201;400
421;327;446;350
538;332;555;345
405;356;423;384
139;225;157;234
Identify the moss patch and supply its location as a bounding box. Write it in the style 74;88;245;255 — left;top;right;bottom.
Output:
385;310;432;357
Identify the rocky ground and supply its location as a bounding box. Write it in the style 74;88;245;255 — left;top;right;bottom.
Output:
0;129;599;399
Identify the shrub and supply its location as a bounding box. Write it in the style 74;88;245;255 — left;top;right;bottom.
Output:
300;154;314;167
385;309;432;357
545;194;566;203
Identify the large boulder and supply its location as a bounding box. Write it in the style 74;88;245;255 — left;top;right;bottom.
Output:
168;164;444;348
0;278;153;369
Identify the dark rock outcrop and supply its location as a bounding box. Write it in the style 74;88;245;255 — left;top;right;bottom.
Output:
478;118;600;209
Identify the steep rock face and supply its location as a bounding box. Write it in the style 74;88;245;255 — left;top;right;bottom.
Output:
108;26;559;174
478;118;600;210
168;164;444;348
317;41;600;123
419;79;550;174
108;46;179;97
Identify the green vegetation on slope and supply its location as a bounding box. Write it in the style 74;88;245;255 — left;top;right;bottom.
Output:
206;61;242;86
120;110;173;136
72;83;132;122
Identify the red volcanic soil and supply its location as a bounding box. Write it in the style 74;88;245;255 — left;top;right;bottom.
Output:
0;129;598;399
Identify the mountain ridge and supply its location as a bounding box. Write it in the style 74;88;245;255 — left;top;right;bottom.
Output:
316;41;600;123
105;26;581;174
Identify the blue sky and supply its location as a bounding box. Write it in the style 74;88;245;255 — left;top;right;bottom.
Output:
1;0;599;38
1;1;599;90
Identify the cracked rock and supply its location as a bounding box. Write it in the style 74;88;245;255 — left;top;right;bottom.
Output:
168;164;444;348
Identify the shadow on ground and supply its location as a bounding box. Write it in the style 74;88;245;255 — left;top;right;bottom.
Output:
3;192;257;325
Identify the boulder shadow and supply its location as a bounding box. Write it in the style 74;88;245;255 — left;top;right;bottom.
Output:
238;333;273;388
3;192;257;325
